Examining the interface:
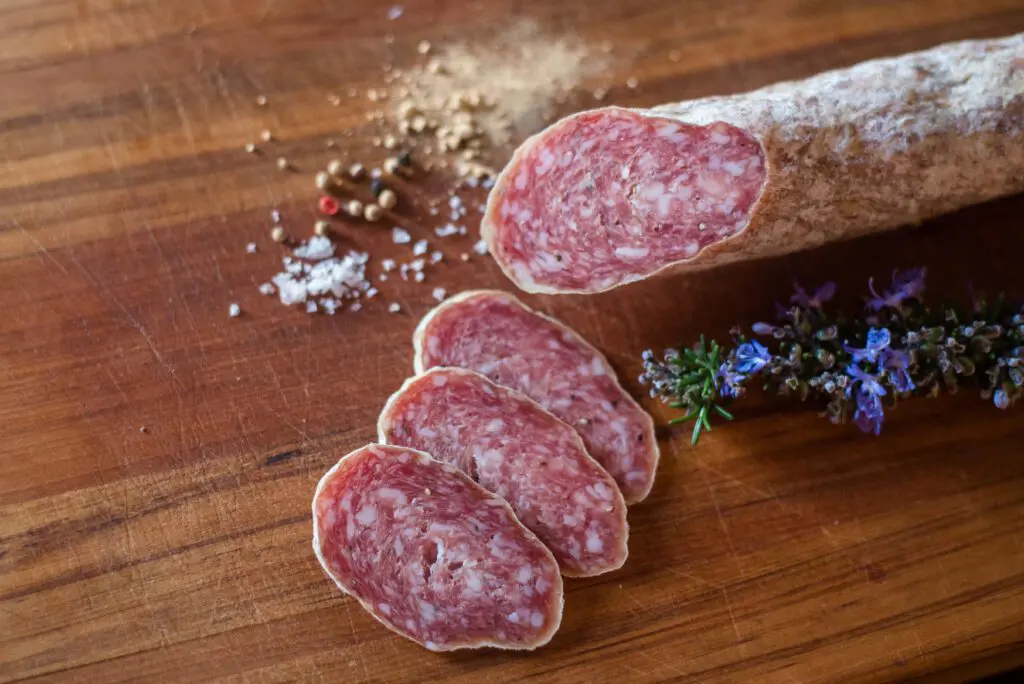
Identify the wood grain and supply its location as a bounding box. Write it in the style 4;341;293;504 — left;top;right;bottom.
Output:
2;1;1023;682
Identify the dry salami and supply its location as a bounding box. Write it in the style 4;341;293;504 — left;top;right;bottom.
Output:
379;367;629;577
482;34;1024;294
312;443;563;652
413;290;659;505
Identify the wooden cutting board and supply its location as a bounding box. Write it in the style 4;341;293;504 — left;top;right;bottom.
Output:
2;1;1023;681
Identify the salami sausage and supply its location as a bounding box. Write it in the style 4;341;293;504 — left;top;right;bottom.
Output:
482;34;1024;294
379;367;629;577
312;443;563;651
413;290;659;504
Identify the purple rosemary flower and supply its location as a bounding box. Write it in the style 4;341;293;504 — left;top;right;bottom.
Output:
866;268;927;311
880;348;915;393
846;364;888;399
733;340;771;375
844;327;891;364
791;281;836;309
751;322;775;336
853;389;885;435
717;368;747;398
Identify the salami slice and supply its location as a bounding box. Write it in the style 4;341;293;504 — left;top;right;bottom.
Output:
312;443;563;652
379;367;629;577
482;34;1024;294
413;290;659;504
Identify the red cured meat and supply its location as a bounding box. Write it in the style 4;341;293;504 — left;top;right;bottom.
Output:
312;443;563;652
414;290;658;505
379;367;629;577
487;110;764;293
482;35;1024;294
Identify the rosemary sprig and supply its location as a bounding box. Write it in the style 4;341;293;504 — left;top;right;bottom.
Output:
639;269;1024;443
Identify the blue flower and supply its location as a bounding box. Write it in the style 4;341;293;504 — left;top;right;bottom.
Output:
853;389;885;435
880;348;915;393
866;268;927;311
717;368;747;398
894;268;927;300
734;340;771;375
846;364;888;399
844;327;891;364
791;281;836;309
994;389;1010;410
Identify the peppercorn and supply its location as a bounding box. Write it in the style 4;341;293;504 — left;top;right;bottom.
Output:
345;199;364;217
326;159;345;177
383;158;401;176
347;163;365;181
315;171;332;191
396;150;412;168
378;189;398;210
370;179;386;198
244;143;258;154
364;204;383;222
314;220;331;237
319;196;340;216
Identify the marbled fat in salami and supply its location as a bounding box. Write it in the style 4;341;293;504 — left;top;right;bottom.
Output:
312;443;563;651
483;34;1024;294
379;368;629;577
414;290;659;505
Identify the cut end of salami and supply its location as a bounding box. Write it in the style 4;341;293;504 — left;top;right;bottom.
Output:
379;367;630;577
413;290;659;504
312;444;563;652
483;107;766;294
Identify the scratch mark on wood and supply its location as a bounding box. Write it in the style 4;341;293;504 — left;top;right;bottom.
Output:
264;449;301;466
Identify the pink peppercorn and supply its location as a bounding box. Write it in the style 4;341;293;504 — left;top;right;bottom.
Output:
319;196;339;216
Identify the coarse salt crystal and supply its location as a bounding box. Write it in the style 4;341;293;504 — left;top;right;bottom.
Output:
473;239;488;255
350;302;362;312
246;242;257;254
410;258;425;272
435;224;459;238
366;287;378;299
429;207;439;216
392;227;411;244
430;251;443;264
460;253;470;262
293;236;334;261
388;303;401;313
387;5;403;20
482;178;495;190
228;303;241;317
412;240;428;256
381;258;397;271
448;196;463;210
458;226;468;235
321;298;339;315
271;209;281;223
432;288;446;302
380;274;389;282
306;301;317;313
258;283;275;296
414;272;425;282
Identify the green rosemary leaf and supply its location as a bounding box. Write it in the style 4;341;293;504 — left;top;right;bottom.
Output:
714;405;734;420
691;417;703;445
